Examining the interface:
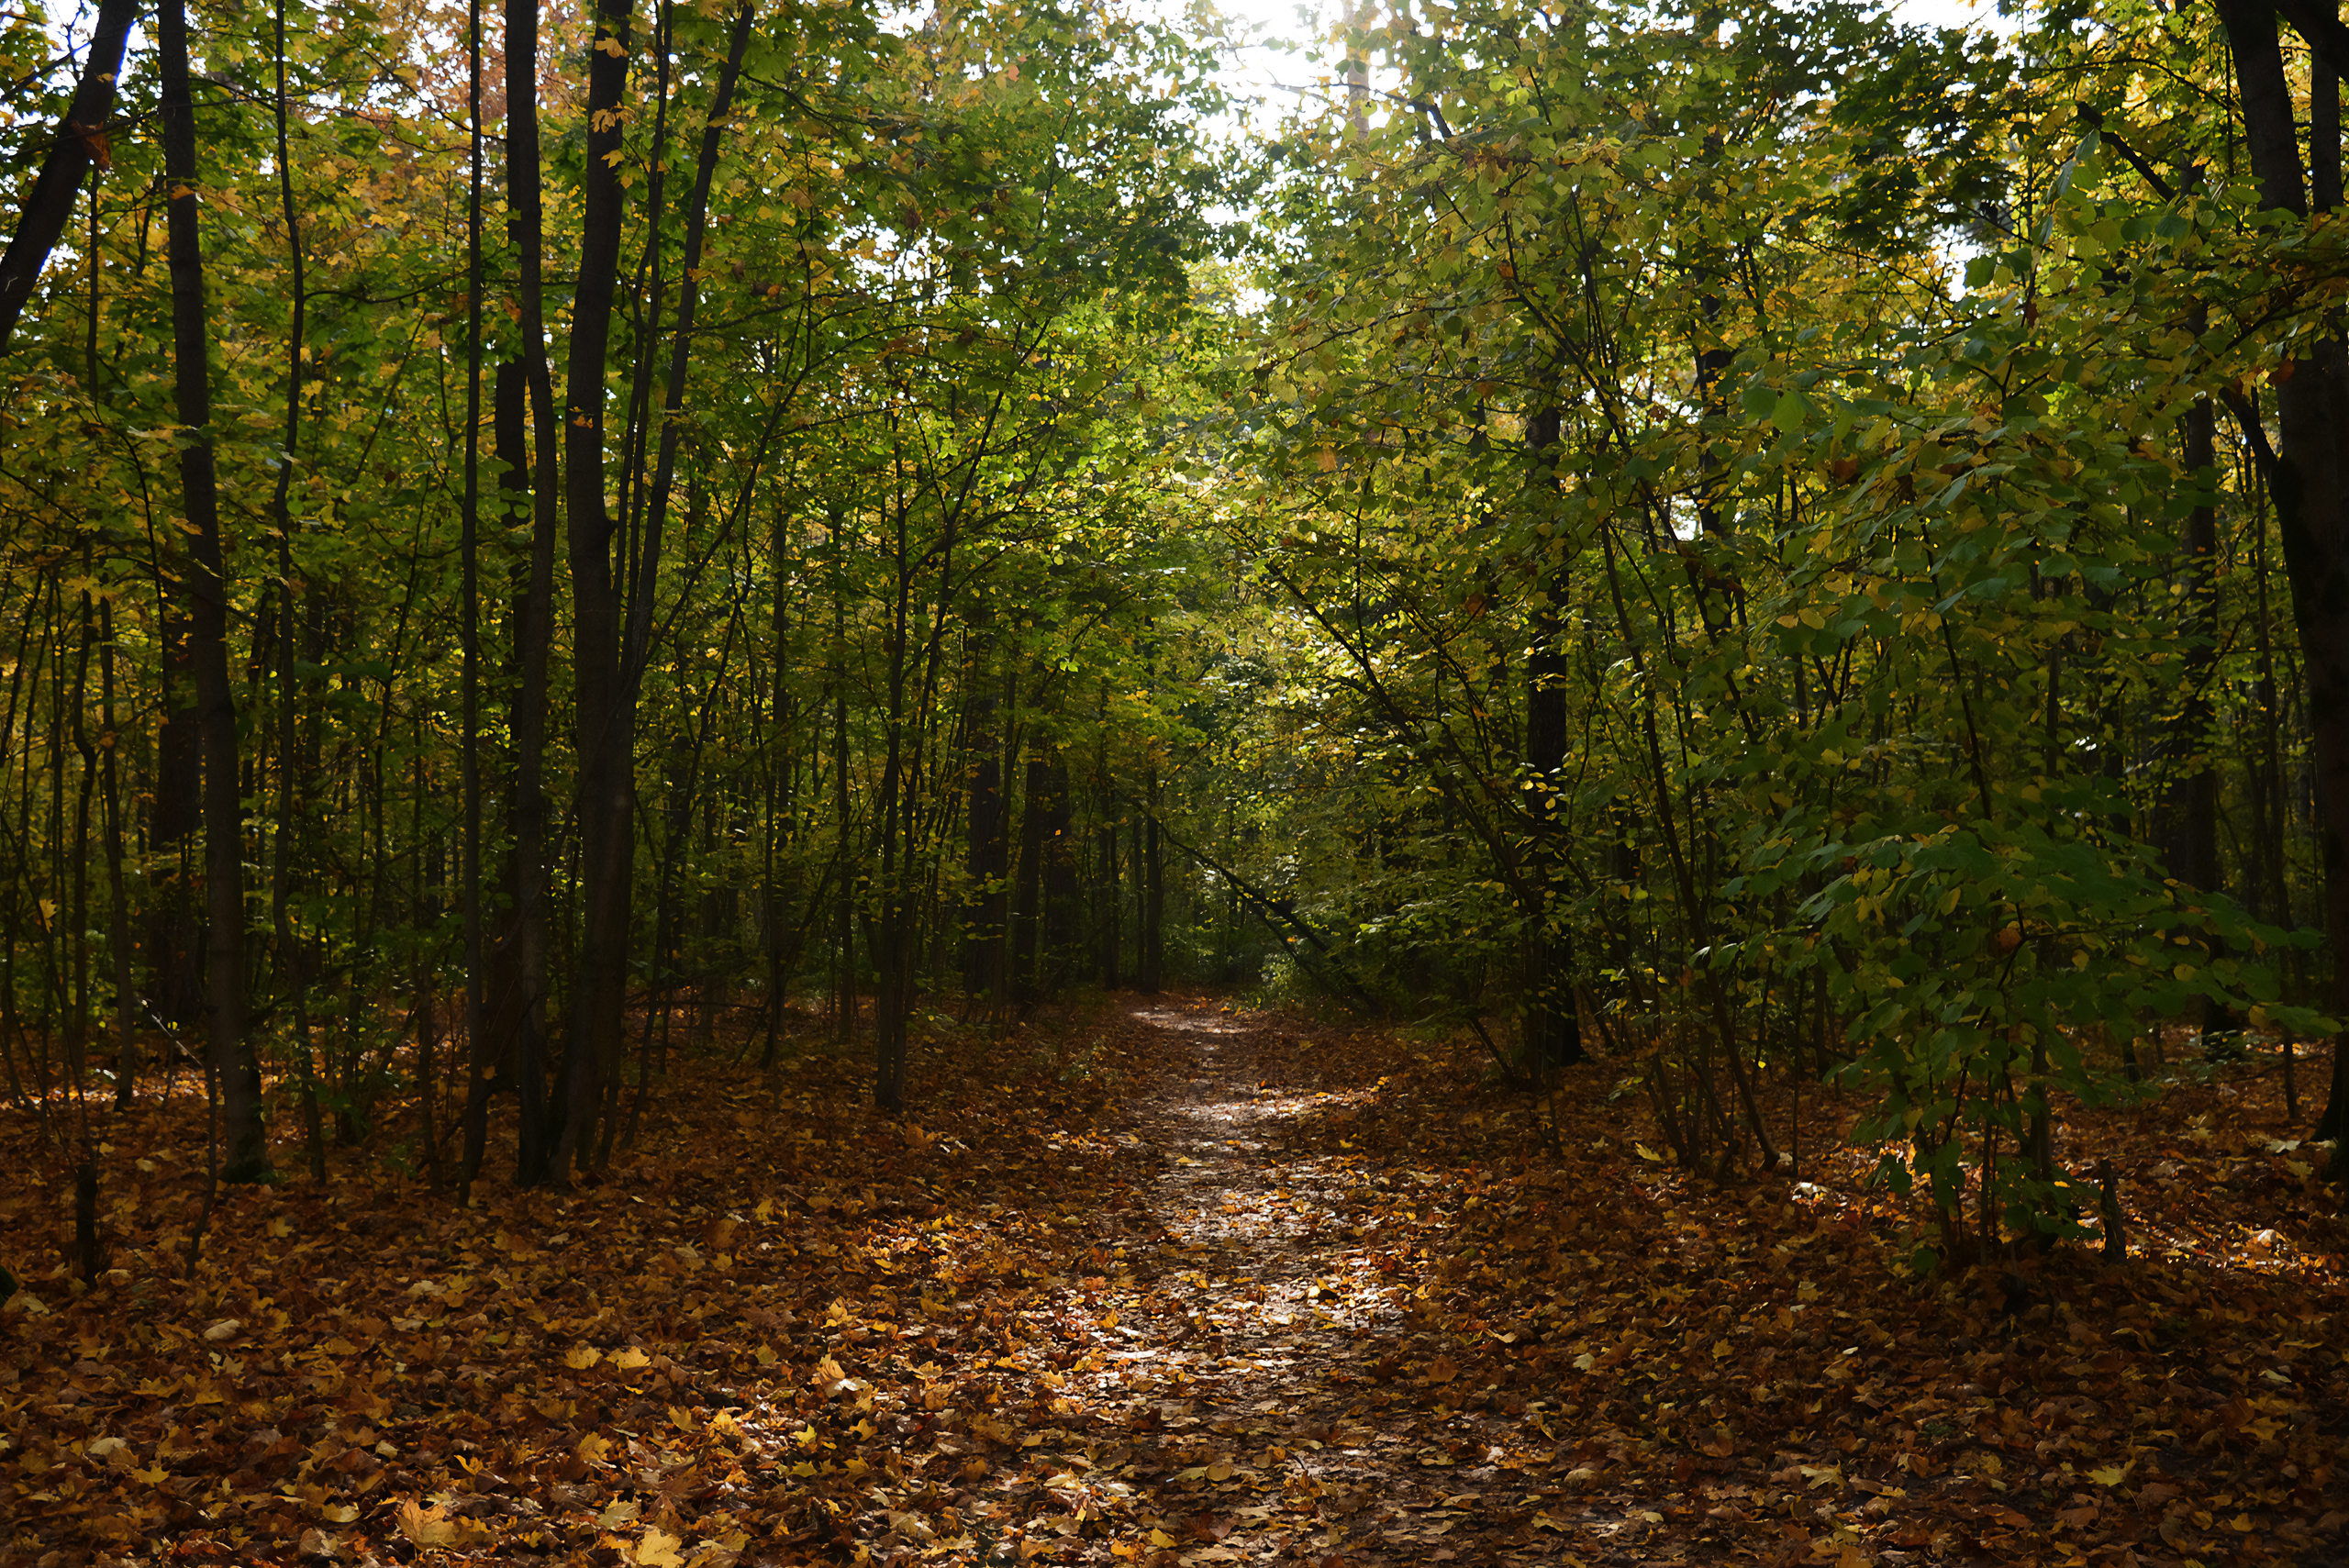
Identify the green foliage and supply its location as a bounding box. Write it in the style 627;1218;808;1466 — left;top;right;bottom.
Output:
1209;0;2338;1241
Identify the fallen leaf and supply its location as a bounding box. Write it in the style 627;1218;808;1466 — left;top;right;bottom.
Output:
395;1499;457;1548
632;1525;686;1567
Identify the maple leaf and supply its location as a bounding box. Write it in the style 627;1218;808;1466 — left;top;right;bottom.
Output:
395;1499;458;1547
632;1525;687;1566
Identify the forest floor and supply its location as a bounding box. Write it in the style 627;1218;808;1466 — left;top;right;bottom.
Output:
2;994;2346;1568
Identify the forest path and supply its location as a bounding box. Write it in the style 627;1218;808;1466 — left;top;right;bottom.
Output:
1065;998;1557;1567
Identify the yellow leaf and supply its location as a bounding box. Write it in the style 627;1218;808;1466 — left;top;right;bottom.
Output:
566;1344;604;1370
633;1525;686;1567
1632;1142;1664;1162
576;1433;613;1465
396;1499;458;1548
612;1347;651;1370
1315;447;1338;472
598;1500;640;1528
1149;1529;1178;1548
2086;1465;2129;1487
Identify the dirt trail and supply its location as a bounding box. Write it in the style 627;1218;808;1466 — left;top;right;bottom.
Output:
1063;999;1559;1567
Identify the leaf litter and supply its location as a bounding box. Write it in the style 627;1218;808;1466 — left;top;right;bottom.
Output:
1;997;2343;1567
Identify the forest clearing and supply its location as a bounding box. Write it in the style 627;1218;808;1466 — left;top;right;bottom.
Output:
2;996;2342;1567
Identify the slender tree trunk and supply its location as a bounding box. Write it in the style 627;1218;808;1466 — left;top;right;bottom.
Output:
1140;759;1163;995
160;0;266;1180
1039;745;1077;992
831;551;855;1040
962;607;1007;1005
0;0;140;355
1011;744;1048;1006
872;528;915;1112
551;0;639;1184
98;600;135;1106
1096;691;1119;990
150;612;200;1031
268;0;326;1180
760;503;795;1066
1522;396;1584;1070
500;0;561;1184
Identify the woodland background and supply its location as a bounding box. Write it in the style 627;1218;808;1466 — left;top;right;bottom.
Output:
4;0;2349;1562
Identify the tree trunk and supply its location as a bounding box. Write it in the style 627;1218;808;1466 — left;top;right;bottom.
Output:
149;616;201;1032
1096;699;1119;990
2216;0;2349;1167
1522;397;1584;1070
98;599;136;1107
831;551;855;1041
0;0;140;355
1011;744;1049;1006
1140;760;1164;994
962;607;1008;1006
160;0;266;1181
1040;746;1077;991
760;501;796;1067
550;0;639;1184
267;0;326;1180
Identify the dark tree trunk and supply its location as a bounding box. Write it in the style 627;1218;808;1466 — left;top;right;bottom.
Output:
267;0;325;1181
160;0;266;1180
1011;744;1049;1006
760;504;796;1067
500;0;562;1181
0;0;140;355
2216;0;2349;1166
1040;747;1077;988
1096;706;1119;989
2169;386;2239;1040
98;599;136;1106
551;0;638;1184
1140;761;1164;994
149;615;201;1030
478;361;535;1092
962;609;1008;1005
831;554;855;1041
1522;399;1584;1069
